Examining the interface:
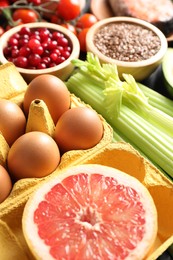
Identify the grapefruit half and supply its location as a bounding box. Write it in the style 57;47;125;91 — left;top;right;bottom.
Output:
22;164;158;260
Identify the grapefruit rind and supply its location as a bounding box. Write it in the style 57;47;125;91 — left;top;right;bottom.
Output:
22;164;158;260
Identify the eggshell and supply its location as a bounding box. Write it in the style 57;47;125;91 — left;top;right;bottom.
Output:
23;75;71;124
7;131;61;180
54;107;104;153
0;99;26;146
0;165;12;203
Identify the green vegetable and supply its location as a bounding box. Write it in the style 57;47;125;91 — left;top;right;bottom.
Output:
66;52;173;179
138;83;173;118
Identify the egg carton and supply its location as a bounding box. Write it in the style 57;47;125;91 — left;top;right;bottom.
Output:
0;62;172;260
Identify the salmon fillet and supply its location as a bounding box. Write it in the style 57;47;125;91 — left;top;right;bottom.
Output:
108;0;173;36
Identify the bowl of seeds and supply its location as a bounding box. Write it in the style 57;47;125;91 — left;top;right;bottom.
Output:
0;22;80;83
86;17;168;81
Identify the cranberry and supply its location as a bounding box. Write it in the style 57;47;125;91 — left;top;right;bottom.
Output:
13;33;20;39
49;62;57;67
41;56;51;65
14;56;28;68
32;45;44;55
50;52;58;62
20;27;31;35
3;26;72;70
31;30;39;36
28;38;40;50
39;28;50;41
58;37;68;47
56;46;64;53
41;39;51;49
48;40;57;50
52;31;63;41
56;56;65;65
42;49;50;57
21;34;30;40
52;49;61;56
18;38;29;47
19;46;31;56
28;53;41;67
8;37;18;46
64;46;72;52
37;63;47;69
11;49;19;58
61;50;71;59
31;35;41;42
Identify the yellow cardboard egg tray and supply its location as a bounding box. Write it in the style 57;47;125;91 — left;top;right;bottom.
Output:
0;62;172;260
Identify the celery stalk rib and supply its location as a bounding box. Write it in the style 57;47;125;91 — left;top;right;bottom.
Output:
138;83;173;117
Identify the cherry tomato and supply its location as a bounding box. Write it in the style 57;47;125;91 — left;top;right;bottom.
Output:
57;0;80;21
76;13;98;29
12;9;38;23
0;0;9;14
0;0;9;7
77;28;89;52
61;23;77;35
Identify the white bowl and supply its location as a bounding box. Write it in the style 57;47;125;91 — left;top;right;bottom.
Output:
0;22;80;83
86;17;168;81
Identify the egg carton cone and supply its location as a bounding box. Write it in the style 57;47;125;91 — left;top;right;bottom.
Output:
25;99;55;136
0;63;172;260
0;62;28;106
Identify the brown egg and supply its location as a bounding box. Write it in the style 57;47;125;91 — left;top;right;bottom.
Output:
54;107;104;153
0;165;12;203
0;99;26;146
7;131;61;180
23;75;71;124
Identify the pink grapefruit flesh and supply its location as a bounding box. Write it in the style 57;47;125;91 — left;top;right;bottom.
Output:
22;164;158;260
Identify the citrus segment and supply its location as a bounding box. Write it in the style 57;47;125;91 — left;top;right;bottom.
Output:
22;164;158;260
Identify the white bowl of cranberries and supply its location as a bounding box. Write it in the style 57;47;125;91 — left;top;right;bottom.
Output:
0;22;80;83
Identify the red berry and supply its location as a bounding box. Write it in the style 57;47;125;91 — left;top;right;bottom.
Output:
14;56;28;68
37;63;47;69
20;27;31;35
49;40;58;50
19;46;31;56
58;37;68;47
28;38;40;51
28;53;41;67
50;52;58;62
8;37;18;46
11;49;19;58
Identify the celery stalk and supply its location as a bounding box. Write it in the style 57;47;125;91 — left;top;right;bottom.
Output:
66;53;173;179
138;83;173;117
